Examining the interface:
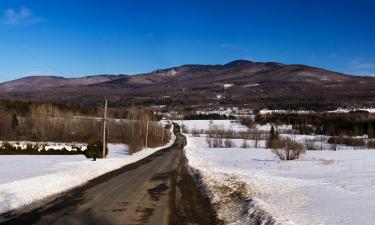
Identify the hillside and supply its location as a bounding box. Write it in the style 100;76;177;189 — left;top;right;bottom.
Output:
1;60;375;109
0;75;126;93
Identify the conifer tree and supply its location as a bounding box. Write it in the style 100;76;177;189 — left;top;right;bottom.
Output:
11;113;19;130
368;123;374;139
267;125;279;148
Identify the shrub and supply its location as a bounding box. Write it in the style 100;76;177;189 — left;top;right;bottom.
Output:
268;138;286;149
266;125;279;148
239;117;255;129
327;136;342;144
164;124;172;130
71;145;83;152
367;140;375;149
0;142;83;155
304;139;319;150
0;141;16;152
241;139;249;148
346;138;365;147
212;138;223;148
181;124;188;133
128;140;143;155
224;139;235;148
191;128;201;137
271;138;305;160
85;139;108;158
25;143;39;152
206;137;213;148
297;124;315;135
250;129;261;147
328;136;365;147
207;126;235;139
329;143;339;151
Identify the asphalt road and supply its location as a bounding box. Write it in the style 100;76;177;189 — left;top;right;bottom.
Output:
3;125;219;225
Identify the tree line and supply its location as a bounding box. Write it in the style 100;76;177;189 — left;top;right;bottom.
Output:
183;113;235;120
256;112;375;137
0;101;170;154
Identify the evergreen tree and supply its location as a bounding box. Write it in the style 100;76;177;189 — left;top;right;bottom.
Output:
11;113;19;130
267;125;279;148
368;123;375;139
270;125;279;140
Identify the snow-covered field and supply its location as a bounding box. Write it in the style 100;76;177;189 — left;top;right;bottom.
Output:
175;119;248;132
0;129;176;221
175;119;292;133
260;108;375;114
0;144;126;184
183;121;375;225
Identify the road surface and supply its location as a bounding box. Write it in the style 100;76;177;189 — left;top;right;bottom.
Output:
3;125;220;225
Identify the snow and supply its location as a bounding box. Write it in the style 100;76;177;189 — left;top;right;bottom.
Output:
256;108;375;117
195;108;236;116
0;155;87;184
259;108;375;114
329;108;375;113
174;119;249;132
178;107;253;117
259;109;312;114
224;83;234;89
244;83;260;87
257;123;292;131
0;141;87;152
184;120;375;225
0;127;175;221
175;119;293;134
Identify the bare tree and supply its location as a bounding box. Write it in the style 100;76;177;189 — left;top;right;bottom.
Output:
271;138;305;160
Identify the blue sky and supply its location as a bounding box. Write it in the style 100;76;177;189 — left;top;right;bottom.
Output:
0;0;374;82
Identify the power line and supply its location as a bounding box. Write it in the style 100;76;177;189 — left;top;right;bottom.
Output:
26;112;161;124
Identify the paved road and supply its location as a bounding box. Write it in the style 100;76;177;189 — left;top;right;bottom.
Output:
3;125;219;225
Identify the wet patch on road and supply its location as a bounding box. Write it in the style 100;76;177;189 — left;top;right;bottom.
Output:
147;183;169;201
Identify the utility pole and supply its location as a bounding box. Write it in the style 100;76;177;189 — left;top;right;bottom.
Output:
131;104;135;140
145;119;149;148
102;99;108;158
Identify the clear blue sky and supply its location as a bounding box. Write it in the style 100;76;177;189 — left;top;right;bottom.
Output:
0;0;374;82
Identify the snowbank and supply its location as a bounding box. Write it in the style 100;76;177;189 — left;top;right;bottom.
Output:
0;141;87;152
0;127;176;221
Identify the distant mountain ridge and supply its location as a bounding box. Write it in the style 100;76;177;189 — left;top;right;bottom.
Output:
0;75;127;92
0;60;375;109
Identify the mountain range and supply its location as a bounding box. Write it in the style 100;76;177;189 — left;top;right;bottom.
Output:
1;60;375;110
